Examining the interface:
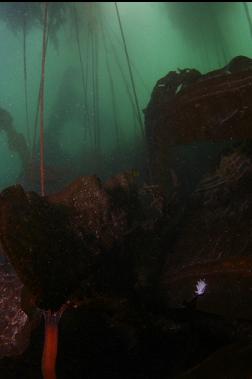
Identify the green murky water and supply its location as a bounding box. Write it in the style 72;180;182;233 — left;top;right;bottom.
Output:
0;2;251;190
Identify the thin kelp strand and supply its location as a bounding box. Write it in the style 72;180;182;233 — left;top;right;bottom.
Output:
39;2;49;197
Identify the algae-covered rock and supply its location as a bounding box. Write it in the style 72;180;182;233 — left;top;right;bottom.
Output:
0;260;30;358
0;185;89;310
0;173;168;312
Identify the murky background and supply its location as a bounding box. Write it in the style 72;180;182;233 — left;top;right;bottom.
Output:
0;2;251;191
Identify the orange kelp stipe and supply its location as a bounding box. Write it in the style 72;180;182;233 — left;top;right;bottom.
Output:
42;312;58;379
42;307;66;379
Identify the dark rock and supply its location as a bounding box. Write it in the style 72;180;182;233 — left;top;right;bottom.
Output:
178;343;252;379
0;185;90;310
160;148;252;319
0;260;30;358
0;172;168;311
162;257;252;320
2;157;252;377
145;56;252;192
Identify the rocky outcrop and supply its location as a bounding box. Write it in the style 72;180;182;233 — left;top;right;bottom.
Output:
1;158;252;377
160;145;252;320
2;142;252;377
0;172;168;311
0;261;29;358
145;56;252;193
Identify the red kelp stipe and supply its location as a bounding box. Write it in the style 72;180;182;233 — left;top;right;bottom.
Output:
42;305;66;379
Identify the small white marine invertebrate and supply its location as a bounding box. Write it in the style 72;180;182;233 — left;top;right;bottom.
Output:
195;279;207;296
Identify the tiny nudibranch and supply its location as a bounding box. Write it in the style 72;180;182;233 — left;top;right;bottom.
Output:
195;279;207;296
42;305;67;379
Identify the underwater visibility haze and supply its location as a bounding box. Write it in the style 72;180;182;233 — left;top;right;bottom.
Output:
1;2;252;379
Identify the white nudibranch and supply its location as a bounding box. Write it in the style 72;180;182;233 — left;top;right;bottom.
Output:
195;279;207;296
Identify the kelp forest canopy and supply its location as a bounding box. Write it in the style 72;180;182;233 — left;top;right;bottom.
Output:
0;2;251;193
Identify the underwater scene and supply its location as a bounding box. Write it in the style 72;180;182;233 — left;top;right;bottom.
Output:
2;2;252;378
